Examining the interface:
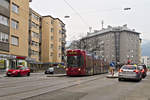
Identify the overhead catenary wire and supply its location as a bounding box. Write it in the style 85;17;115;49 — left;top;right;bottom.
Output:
63;0;90;28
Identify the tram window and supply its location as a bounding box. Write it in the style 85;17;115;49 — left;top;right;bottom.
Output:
67;55;84;67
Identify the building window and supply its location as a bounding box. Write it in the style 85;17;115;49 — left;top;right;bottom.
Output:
51;28;54;32
59;46;61;50
0;32;9;43
31;50;39;56
51;44;53;49
0;0;9;9
50;52;53;56
31;31;39;38
51;36;53;40
12;3;19;13
51;20;54;25
31;22;39;29
59;38;61;42
31;41;39;47
11;19;18;29
32;13;40;21
0;15;9;26
11;36;19;46
59;30;62;34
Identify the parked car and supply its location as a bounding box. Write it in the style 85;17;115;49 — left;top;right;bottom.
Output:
118;65;142;81
138;65;147;78
45;67;54;74
6;66;30;77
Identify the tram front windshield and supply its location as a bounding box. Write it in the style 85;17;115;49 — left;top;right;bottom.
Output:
67;55;84;67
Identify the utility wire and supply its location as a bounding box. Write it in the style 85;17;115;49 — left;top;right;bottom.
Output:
63;0;90;28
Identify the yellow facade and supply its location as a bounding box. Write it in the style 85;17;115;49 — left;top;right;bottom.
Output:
10;0;29;57
29;8;41;62
53;19;63;63
41;16;54;63
0;0;66;65
41;16;65;63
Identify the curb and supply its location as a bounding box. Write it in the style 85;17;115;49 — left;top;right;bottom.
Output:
47;74;66;77
106;75;118;78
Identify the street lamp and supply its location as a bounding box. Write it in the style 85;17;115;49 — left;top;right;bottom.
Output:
64;16;70;18
124;8;131;10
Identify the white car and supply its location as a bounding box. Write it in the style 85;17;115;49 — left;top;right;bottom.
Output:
118;65;142;81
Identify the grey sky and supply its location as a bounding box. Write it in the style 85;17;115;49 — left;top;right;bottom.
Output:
30;0;150;43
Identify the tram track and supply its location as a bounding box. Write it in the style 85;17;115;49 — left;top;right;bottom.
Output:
0;74;106;99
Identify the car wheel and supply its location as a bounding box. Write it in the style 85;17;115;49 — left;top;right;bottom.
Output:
7;74;10;77
27;72;30;76
18;72;21;77
118;78;122;81
143;74;146;78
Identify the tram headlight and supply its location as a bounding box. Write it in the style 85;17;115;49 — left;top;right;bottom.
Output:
66;68;68;71
78;68;81;71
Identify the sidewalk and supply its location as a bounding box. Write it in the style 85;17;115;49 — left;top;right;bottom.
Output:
106;72;118;78
47;74;66;77
0;73;5;78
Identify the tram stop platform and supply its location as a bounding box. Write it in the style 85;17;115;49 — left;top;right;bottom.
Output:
106;72;118;78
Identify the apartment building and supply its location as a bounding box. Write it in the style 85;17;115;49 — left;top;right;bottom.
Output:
141;56;150;67
0;0;30;70
53;18;66;63
41;16;66;64
29;8;41;62
80;25;141;64
0;0;10;53
0;0;66;70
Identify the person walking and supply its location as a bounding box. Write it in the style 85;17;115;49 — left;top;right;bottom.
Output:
110;61;115;76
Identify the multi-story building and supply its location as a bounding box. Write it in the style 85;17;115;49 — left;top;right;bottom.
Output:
29;8;41;62
41;16;66;64
80;25;141;64
41;16;54;63
0;0;30;70
141;56;150;67
53;18;66;63
0;0;10;53
0;0;66;70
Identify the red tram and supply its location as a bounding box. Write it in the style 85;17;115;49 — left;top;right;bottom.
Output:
66;49;109;76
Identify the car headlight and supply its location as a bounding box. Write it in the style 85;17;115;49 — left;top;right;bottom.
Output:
12;71;16;73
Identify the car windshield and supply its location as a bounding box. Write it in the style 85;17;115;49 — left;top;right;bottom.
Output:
16;67;24;70
138;66;143;70
122;65;136;70
67;55;84;67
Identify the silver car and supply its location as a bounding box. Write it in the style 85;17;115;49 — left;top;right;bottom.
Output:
118;65;142;81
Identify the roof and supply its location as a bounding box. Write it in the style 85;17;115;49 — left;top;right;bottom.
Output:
81;25;141;40
42;15;55;19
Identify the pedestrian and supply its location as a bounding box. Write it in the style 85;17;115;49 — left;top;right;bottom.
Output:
109;61;115;76
127;60;131;65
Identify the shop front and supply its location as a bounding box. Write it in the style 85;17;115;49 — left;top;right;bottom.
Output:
0;54;29;71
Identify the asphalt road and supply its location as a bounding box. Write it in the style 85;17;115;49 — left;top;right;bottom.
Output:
0;72;150;100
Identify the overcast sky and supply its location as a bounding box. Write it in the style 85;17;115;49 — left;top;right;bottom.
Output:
30;0;150;44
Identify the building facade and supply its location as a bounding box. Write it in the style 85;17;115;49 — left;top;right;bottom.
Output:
0;0;30;70
80;25;141;64
0;0;66;70
141;56;150;67
29;8;41;62
41;16;66;64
